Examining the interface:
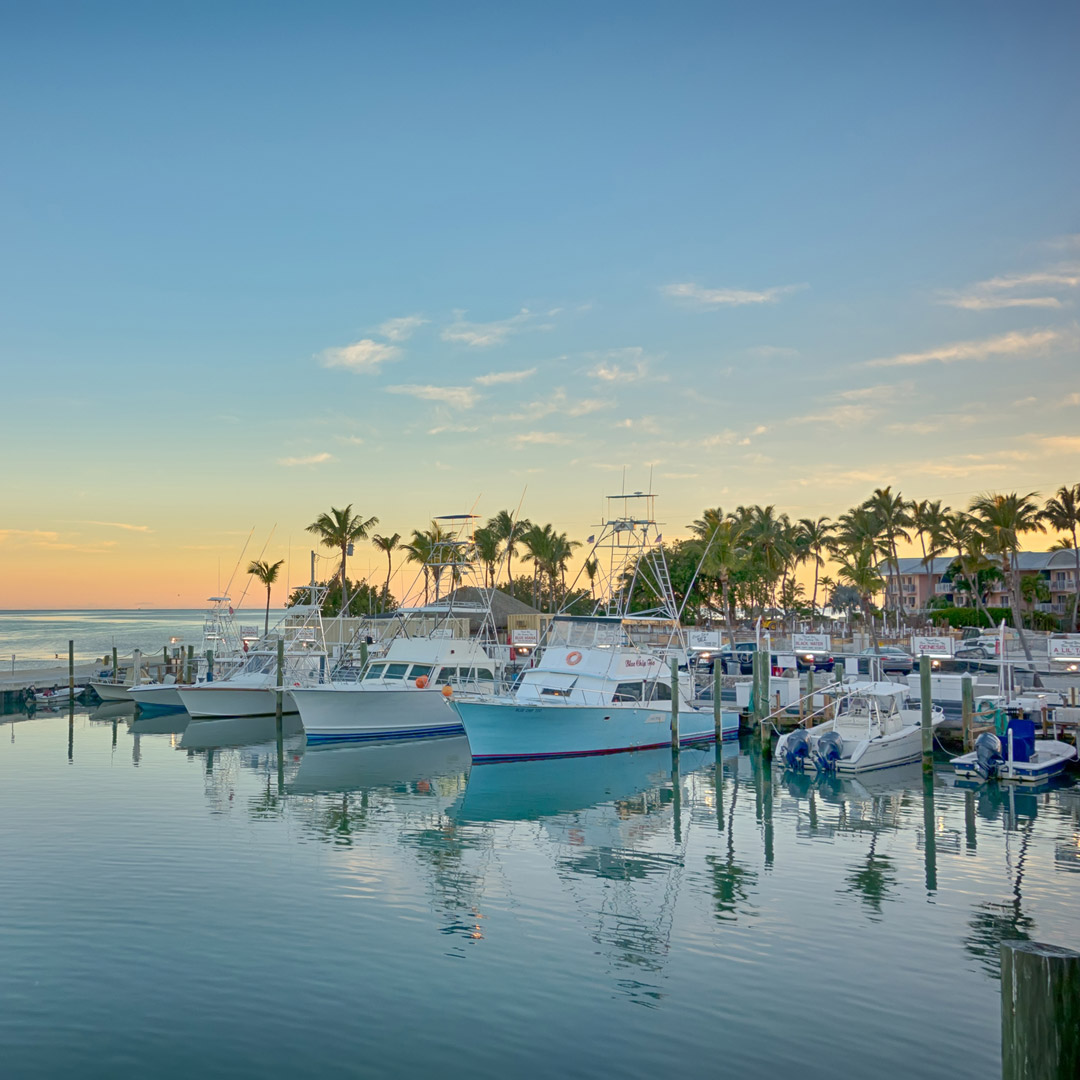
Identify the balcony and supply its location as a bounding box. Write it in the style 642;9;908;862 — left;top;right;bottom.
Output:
935;582;954;594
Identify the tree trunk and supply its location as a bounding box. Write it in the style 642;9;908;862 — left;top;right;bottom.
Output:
1072;524;1080;633
340;544;349;616
1008;554;1035;663
264;585;271;636
384;553;392;612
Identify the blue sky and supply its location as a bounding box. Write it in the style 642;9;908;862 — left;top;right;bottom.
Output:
1;2;1078;604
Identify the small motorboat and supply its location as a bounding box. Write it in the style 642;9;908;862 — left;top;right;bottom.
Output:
952;718;1076;784
774;683;945;774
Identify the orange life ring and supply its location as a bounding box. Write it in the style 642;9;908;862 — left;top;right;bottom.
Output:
566;651;583;666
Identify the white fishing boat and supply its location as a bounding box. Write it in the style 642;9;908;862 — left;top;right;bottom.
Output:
952;718;1076;783
89;648;149;703
450;493;740;761
293;515;506;744
774;683;945;774
294;633;497;743
177;590;328;721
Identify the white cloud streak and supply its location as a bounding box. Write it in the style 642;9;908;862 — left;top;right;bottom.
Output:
441;309;536;348
474;367;537;386
321;339;401;373
386;384;479;409
865;329;1061;369
662;282;807;308
277;452;335;466
378;315;428;342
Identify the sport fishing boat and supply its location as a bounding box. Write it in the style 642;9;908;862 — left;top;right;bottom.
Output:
293;515;506;744
177;592;328;721
449;614;739;760
774;683;945;774
952;718;1076;783
129;597;249;713
89;649;150;703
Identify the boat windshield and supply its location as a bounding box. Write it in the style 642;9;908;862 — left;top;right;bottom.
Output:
544;618;627;650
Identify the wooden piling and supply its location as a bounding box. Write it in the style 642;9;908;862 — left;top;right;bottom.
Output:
205;649;214;682
185;645;194;684
713;664;722;740
68;640;74;705
112;646;118;681
670;657;680;751
961;676;974;754
360;640;369;670
1001;941;1080;1079
275;638;285;728
919;654;933;773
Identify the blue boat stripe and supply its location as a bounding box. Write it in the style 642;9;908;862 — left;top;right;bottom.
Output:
306;723;464;745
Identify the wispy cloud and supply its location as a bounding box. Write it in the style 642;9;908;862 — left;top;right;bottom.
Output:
78;520;153;533
747;345;800;359
277;452;335;466
335;435;365;445
321;339;401;374
506;389;612;421
662;282;807;308
614;416;662;434
514;431;571;446
386;384;479;409
474;367;537;386
865;328;1061;368
377;315;427;342
441;309;539;348
1039;435;1080;454
585;347;661;383
939;268;1079;310
428;423;480;435
0;529;60;544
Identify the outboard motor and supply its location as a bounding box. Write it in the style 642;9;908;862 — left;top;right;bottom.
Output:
814;731;843;773
974;731;1003;780
784;728;811;771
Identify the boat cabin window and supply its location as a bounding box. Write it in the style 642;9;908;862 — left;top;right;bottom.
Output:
648;681;672;701
408;664;433;679
435;667;458;684
474;668;494;681
383;663;410;680
540;686;572;697
613;681;644;702
364;663;387;680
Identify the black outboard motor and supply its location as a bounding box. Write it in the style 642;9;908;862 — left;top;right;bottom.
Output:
784;728;811;771
974;731;1003;780
814;731;843;773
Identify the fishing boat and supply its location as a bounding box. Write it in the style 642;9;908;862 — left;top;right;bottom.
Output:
774;683;945;774
88;648;149;703
449;493;740;761
129;597;249;713
951;718;1076;783
293;515;506;744
177;590;328;721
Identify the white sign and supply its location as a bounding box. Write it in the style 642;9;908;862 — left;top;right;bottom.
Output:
240;626;259;639
512;629;539;646
1050;638;1080;660
911;635;954;657
688;630;721;650
777;654;798;670
792;633;830;654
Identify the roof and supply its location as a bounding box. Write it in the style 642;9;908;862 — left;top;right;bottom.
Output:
886;551;1076;576
440;587;540;630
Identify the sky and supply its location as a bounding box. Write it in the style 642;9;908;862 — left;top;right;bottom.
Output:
1;1;1078;608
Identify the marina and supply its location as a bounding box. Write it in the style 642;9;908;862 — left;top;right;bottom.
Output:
2;704;1077;1078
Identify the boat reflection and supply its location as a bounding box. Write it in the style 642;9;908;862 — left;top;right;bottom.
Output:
179;713;302;750
88;701;136;723
129;711;191;737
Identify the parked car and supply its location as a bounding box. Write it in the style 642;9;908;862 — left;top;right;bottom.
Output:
794;650;835;673
858;646;914;674
702;641;757;674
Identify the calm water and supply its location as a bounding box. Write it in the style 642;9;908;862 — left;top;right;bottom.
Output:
0;610;223;668
1;710;1078;1079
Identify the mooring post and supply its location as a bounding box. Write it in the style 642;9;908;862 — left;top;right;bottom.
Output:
275;637;285;729
1001;941;1080;1079
186;645;194;684
68;640;74;705
922;771;937;893
360;640;369;671
670;656;680;752
671;753;682;844
205;649;214;683
713;664;722;741
806;668;814;721
920;654;933;773
112;646;118;682
961;675;974;754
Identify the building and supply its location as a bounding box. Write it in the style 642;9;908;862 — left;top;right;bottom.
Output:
882;551;1079;618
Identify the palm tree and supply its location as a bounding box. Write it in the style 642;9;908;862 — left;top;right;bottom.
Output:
1040;484;1080;631
689;508;745;651
403;528;435;605
487;510;532;574
404;521;453;603
864;487;912;626
797;516;834;620
472;526;501;588
371;533;401;612
835;545;885;651
306;505;379;616
549;530;581;602
246;558;285;635
911;499;952;570
969;491;1045;661
584;557;599;600
521;523;557;610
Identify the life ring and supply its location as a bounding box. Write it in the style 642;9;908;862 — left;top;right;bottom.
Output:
566;651;583;666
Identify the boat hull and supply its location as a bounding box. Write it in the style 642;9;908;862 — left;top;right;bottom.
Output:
128;684;186;713
293;685;465;744
952;740;1076;783
176;685;298;720
450;698;739;761
89;681;134;702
